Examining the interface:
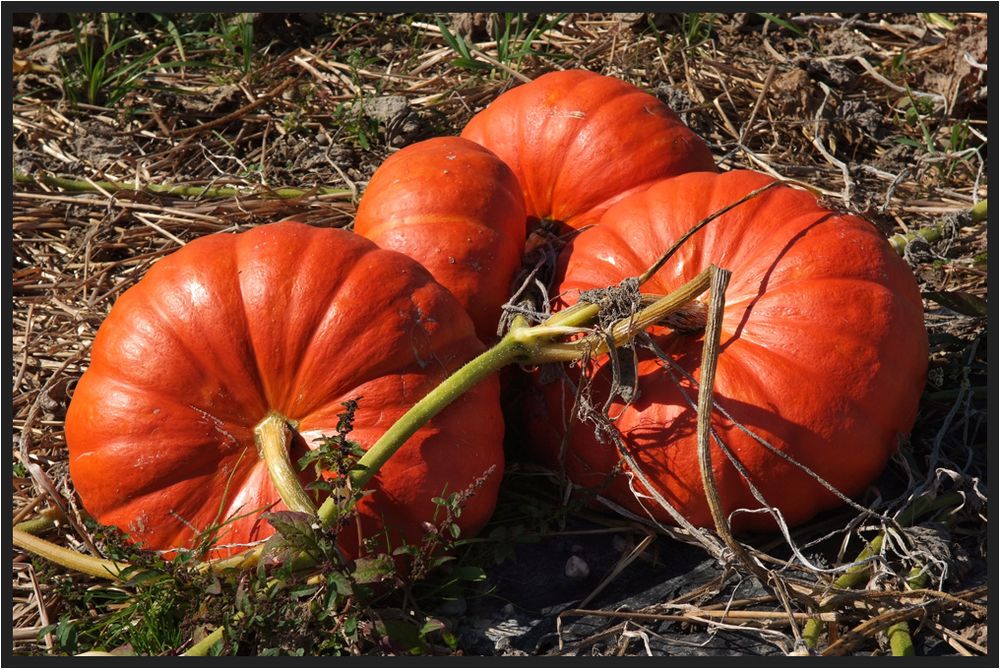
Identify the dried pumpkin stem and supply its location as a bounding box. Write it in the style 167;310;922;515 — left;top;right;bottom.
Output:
253;411;316;515
694;267;820;635
693;267;769;576
694;266;821;635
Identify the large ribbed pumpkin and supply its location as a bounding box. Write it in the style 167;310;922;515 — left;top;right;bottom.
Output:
461;69;716;232
527;170;927;532
65;222;504;558
355;137;526;342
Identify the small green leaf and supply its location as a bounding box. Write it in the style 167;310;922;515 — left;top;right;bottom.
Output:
265;511;322;558
289;584;319;599
453;565;487;582
430;555;456;569
266;511;315;539
56;623;77;650
418;617;447;638
327;571;353;596
922;12;956;30
758;13;807;38
353;555;396;584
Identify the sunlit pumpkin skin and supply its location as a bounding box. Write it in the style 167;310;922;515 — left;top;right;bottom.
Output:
528;170;927;532
460;69;716;232
66;222;504;559
355;137;526;342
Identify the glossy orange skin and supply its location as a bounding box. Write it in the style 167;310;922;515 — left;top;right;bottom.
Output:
66;222;504;558
528;171;927;532
355;137;526;342
461;69;717;231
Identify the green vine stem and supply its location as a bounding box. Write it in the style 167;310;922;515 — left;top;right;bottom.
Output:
802;491;965;651
184;615;241;656
888;199;987;254
12;528;126;580
254;412;316;515
317;333;526;525
889;226;946;254
802;534;884;649
970;198;988;222
13;169;352;200
13;506;62;535
886;565;928;656
315;266;715;526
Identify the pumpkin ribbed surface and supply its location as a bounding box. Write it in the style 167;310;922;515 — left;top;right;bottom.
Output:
461;69;717;231
66;222;504;558
527;171;927;531
355;136;526;342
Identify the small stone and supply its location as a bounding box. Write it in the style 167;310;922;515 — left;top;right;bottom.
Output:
565;555;590;580
362;95;409;123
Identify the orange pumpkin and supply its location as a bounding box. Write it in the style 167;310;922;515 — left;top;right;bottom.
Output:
66;221;504;558
461;69;716;232
355;137;526;342
527;171;927;531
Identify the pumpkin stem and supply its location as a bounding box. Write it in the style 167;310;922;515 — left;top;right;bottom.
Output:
694;266;768;578
13;527;127;580
528;267;713;363
315;270;716;526
253;411;316;515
